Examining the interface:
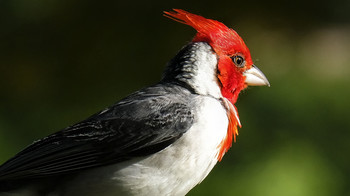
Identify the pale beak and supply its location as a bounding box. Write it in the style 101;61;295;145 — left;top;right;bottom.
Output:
243;65;270;87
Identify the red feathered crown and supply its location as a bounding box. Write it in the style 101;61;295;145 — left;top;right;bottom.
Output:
164;9;250;58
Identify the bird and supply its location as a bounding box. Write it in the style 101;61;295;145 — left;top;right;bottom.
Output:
0;9;269;196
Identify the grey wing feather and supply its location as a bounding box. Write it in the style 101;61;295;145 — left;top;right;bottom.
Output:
0;84;195;182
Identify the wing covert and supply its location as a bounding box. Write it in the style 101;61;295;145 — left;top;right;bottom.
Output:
0;85;195;182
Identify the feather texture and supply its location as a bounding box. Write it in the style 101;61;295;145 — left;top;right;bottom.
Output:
0;84;194;185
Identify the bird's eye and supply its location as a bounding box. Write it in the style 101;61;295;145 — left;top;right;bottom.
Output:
231;55;245;68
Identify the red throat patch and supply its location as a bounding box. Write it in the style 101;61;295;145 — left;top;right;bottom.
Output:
217;99;241;161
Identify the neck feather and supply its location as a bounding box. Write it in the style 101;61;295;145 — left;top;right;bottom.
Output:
162;42;222;99
217;98;241;161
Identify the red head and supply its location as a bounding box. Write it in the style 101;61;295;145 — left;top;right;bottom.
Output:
164;9;254;104
165;9;269;160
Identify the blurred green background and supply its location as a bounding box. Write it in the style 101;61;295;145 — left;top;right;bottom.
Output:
0;0;349;195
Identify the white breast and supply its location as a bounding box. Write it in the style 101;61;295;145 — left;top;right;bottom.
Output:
62;96;228;196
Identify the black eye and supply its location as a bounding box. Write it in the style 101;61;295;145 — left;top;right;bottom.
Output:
231;55;245;68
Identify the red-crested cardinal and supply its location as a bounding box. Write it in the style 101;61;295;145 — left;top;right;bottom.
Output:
0;9;269;196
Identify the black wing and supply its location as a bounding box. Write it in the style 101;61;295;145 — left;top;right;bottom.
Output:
0;84;195;182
